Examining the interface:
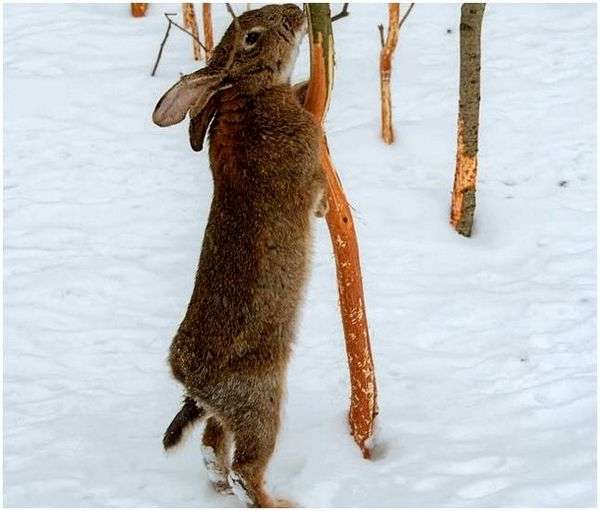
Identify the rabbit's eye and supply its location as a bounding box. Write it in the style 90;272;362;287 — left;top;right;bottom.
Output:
244;31;261;47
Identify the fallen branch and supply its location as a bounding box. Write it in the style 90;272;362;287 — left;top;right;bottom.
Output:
303;3;378;460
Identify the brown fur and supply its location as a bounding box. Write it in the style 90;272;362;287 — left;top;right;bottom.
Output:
153;4;326;507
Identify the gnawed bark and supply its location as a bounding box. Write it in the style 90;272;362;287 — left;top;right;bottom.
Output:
304;3;378;459
182;3;202;61
450;3;485;237
202;4;214;60
379;3;414;144
131;3;148;17
379;4;399;144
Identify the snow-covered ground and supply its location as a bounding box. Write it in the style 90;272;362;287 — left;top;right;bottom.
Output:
4;2;596;507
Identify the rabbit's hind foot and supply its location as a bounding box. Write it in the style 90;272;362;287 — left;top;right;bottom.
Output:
227;471;296;508
202;417;233;494
201;444;232;494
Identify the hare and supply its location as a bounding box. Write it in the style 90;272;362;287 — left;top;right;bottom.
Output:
153;4;327;508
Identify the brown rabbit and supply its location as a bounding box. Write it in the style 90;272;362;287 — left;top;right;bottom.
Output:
153;4;327;508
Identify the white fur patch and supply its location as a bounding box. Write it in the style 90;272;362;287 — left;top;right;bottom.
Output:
278;21;306;85
228;471;254;505
201;444;228;484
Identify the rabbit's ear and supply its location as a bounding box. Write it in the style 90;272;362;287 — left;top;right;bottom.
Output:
153;69;225;127
189;95;218;152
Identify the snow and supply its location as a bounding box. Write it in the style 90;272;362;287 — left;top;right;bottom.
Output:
3;2;596;507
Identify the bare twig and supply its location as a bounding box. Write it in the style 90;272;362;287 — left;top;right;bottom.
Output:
331;3;349;22
151;12;209;76
377;3;414;51
151;13;175;76
225;3;241;29
165;13;208;53
225;2;236;17
398;2;415;30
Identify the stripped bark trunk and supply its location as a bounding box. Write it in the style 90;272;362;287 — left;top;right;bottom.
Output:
450;3;485;237
182;3;202;61
380;4;400;144
131;3;148;17
303;3;378;459
202;4;214;60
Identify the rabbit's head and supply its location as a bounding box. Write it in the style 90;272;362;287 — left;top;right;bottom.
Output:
153;3;306;148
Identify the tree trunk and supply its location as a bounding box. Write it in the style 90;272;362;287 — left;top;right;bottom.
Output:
303;3;378;459
202;4;214;60
450;3;485;237
182;3;202;61
380;4;400;144
131;3;148;17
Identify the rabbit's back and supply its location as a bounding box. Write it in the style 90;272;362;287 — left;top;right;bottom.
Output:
169;85;322;384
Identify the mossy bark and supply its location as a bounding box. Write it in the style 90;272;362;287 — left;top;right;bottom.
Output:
304;3;378;459
450;3;485;237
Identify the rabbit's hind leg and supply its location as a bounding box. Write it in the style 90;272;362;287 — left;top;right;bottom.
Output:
227;407;294;508
202;417;233;494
